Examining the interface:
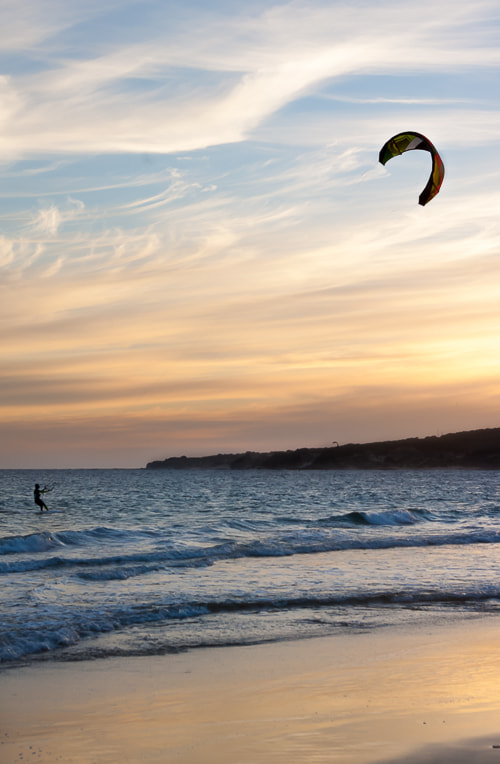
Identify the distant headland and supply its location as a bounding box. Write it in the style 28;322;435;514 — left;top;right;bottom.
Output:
146;427;500;470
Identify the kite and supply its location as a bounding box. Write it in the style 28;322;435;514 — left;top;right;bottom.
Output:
378;131;445;206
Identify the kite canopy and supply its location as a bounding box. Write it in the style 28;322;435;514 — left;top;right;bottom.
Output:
378;131;445;206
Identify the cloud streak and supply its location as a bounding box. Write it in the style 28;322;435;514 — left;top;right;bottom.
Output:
1;1;499;159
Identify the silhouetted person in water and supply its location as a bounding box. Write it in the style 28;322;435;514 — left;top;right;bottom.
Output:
34;483;49;512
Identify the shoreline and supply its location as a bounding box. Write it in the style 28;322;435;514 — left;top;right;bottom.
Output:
3;616;500;762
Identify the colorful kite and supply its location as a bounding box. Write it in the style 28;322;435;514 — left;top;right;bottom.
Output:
378;131;445;206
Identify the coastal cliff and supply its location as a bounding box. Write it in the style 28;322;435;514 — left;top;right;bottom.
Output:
146;427;500;470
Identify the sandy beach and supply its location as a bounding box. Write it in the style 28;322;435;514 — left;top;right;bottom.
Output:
2;616;500;763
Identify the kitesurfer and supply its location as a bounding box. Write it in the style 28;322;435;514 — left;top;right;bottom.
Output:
34;483;50;512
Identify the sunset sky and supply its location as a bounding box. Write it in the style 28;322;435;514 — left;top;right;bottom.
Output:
1;0;500;468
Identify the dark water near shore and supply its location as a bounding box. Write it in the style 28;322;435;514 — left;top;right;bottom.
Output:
1;468;500;665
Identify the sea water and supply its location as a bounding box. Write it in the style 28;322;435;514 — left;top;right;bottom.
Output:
1;468;500;665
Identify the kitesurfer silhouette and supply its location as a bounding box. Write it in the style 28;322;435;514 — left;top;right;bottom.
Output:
34;483;50;512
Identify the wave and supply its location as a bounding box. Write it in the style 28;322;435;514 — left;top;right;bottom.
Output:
77;563;170;581
3;585;500;664
0;530;62;555
0;508;430;559
0;526;155;557
2;526;500;577
321;508;430;526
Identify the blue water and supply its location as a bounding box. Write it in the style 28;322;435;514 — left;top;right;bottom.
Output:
1;468;500;665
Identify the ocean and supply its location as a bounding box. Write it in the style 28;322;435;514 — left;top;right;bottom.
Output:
1;468;500;666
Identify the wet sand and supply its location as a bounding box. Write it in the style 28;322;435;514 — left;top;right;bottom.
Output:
2;616;500;763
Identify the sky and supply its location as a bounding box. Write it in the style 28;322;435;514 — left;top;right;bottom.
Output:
1;0;500;468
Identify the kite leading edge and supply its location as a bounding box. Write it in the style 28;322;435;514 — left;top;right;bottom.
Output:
378;131;445;206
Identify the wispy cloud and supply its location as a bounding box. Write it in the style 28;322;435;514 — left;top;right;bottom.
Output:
1;0;499;160
31;205;63;235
